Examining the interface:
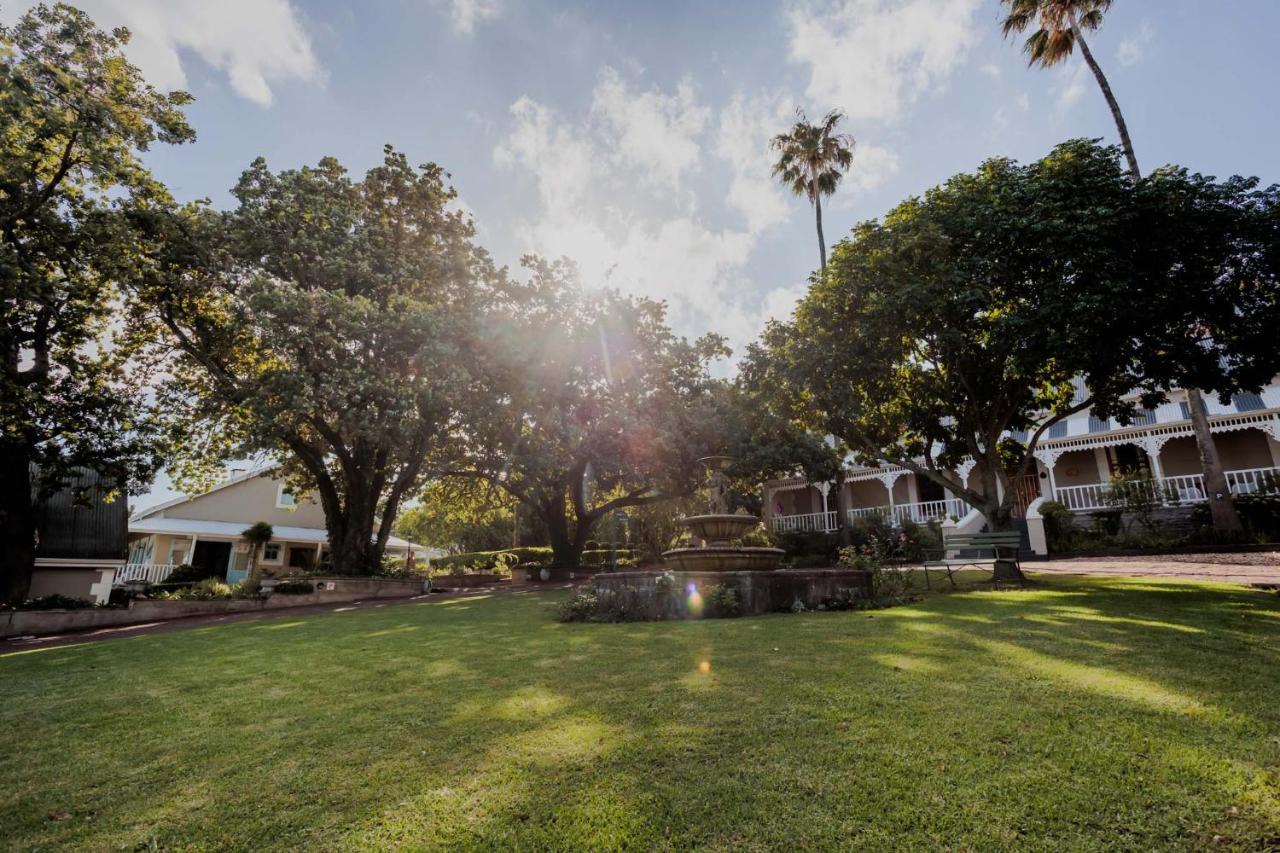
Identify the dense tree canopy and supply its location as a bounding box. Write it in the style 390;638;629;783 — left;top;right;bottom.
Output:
134;148;492;575
0;4;194;600
743;140;1280;577
394;480;517;555
446;258;729;568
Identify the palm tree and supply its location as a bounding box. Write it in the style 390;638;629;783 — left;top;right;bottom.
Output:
771;109;855;270
241;521;274;587
1001;0;1242;535
1000;0;1138;179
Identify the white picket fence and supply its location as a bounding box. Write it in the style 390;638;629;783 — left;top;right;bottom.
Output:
1054;466;1279;512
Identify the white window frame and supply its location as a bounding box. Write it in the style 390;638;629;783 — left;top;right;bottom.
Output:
261;542;283;564
275;484;297;509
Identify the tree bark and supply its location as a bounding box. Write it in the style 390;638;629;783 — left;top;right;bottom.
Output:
833;473;852;547
815;192;827;270
543;494;578;568
0;443;36;602
1070;14;1140;179
1186;388;1244;537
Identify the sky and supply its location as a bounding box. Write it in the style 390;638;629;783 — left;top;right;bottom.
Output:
6;0;1279;507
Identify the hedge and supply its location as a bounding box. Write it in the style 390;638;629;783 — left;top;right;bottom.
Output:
429;547;638;572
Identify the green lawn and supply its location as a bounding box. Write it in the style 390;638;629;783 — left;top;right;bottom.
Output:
3;575;1279;850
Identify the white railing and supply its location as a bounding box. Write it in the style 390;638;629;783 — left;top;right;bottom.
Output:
1055;466;1279;512
116;563;178;584
771;511;839;533
847;505;891;522
890;498;967;525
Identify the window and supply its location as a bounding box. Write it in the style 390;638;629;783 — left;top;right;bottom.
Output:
1009;428;1028;443
276;485;297;509
1179;401;1191;420
1088;415;1111;433
1132;408;1157;426
1047;421;1068;439
262;543;282;563
1233;392;1266;412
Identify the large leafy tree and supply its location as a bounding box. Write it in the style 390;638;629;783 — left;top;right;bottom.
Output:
134;148;490;575
771;109;854;270
447;258;729;569
1001;0;1252;535
0;5;194;600
743;141;1279;580
394;480;518;555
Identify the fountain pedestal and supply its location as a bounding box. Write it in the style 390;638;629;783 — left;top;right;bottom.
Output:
661;458;785;571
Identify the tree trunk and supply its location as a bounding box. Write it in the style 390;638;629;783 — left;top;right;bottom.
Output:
815;192;827;270
1186;388;1244;537
0;443;36;602
1070;14;1140;179
324;485;384;575
833;474;852;547
543;496;578;568
978;461;1026;584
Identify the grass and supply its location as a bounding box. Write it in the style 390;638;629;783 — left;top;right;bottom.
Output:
2;574;1279;850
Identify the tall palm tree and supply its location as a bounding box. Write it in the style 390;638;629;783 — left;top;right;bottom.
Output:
1000;0;1242;534
771;109;855;270
1000;0;1138;178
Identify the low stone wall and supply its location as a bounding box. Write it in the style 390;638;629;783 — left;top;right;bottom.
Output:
590;568;871;618
429;573;507;589
1063;506;1198;535
1;576;425;639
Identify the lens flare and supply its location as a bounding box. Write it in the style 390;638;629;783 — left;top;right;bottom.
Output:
698;659;711;674
686;582;703;617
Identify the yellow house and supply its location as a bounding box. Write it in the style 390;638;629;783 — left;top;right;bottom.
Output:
125;470;420;584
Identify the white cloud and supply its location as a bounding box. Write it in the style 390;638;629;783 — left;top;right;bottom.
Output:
1117;21;1154;67
2;0;320;107
493;76;806;352
443;0;501;35
1056;61;1090;113
715;92;793;233
592;67;710;191
980;62;1002;79
785;0;983;124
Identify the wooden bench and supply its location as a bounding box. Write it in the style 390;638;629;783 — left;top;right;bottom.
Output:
922;531;1023;589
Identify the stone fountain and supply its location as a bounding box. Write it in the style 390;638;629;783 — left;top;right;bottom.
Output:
662;456;785;572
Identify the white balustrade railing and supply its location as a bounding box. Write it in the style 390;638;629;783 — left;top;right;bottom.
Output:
891;498;967;525
847;505;891;522
116;563;178;584
771;511;839;533
1055;466;1278;512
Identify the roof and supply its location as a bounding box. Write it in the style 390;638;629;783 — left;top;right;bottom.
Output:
36;469;128;561
127;516;421;551
131;466;274;521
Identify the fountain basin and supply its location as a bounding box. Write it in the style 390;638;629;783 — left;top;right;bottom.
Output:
679;514;761;544
662;545;785;572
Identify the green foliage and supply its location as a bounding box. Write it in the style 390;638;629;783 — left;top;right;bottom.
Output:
12;594;97;611
430;548;554;574
0;5;195;599
741;140;1280;533
701;585;741;619
1101;471;1175;532
446;258;730;569
135;146;491;578
271;580;318;595
556;590;600;622
395;481;517;554
160;563;216;585
1038;500;1076;552
241;521;274;545
1192;494;1280;544
151;578;238;601
733;525;776;547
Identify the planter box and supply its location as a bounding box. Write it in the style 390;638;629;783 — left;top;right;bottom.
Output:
1;576;426;639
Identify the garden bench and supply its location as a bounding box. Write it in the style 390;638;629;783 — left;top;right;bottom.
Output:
922;531;1024;589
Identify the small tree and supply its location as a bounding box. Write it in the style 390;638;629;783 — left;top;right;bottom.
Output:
240;521;274;585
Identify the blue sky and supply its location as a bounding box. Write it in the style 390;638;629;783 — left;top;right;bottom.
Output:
7;0;1279;505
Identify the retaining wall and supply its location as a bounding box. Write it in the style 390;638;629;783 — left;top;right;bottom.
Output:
2;577;425;639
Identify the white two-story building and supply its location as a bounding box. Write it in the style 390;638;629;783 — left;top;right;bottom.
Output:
762;382;1280;534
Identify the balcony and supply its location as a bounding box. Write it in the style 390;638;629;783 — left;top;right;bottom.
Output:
1053;466;1279;512
769;498;967;533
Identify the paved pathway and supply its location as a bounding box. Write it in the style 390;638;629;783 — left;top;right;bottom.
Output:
0;583;572;656
1025;553;1280;587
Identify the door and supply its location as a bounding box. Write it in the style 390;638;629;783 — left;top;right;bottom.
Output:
191;540;233;581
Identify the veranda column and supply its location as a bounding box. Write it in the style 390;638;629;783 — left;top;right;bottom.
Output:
815;482;832;532
1032;450;1064;503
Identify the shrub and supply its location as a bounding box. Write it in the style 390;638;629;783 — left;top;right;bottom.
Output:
152;578;238;601
160;563;215;585
557;590;599;622
16;594;96;611
431;547;553;573
702;584;741;618
777;529;839;560
734;525;775;547
1102;471;1175;532
272;580;318;595
1039;500;1076;552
